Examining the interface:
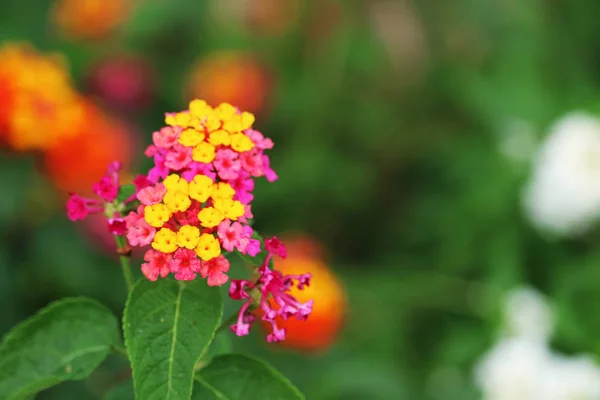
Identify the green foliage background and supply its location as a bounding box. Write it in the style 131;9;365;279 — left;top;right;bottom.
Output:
2;0;600;398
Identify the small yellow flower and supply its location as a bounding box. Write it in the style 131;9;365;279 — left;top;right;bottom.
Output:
208;129;231;146
213;198;245;220
192;142;216;163
163;174;189;196
176;225;200;249
211;182;235;200
198;207;225;228
214;103;237;120
165;112;191;128
152;228;178;253
223;112;254;133
144;204;172;227
163;190;191;213
195;233;221;261
230;132;255;152
189;175;214;202
189;99;210;119
178;128;205;146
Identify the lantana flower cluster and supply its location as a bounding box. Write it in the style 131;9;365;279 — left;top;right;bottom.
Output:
66;99;313;343
125;99;277;286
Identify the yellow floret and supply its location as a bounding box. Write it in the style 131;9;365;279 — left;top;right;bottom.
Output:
165;112;191;128
198;207;225;228
214;103;237;120
189;175;214;202
163;174;189;196
176;225;201;249
223;112;255;133
189;99;211;118
152;228;178;253
211;182;235;200
192;142;216;163
195;233;221;261
178;128;205;147
208;129;231;146
230;132;255;152
163;190;191;213
144;204;172;228
213;198;245;220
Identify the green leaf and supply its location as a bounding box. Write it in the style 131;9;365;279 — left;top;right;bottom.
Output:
197;333;232;367
124;278;222;400
104;380;134;400
117;184;136;203
0;297;120;400
193;354;304;400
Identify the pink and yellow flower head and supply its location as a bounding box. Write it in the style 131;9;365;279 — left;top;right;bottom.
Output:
126;99;277;286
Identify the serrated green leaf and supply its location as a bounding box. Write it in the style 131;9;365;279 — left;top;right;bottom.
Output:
117;184;136;203
0;297;120;400
124;278;222;400
104;379;134;400
193;354;304;400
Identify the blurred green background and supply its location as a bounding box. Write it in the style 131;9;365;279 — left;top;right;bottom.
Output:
3;0;600;398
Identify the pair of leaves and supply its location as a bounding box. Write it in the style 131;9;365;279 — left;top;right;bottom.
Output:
105;354;304;400
123;279;303;399
0;275;303;399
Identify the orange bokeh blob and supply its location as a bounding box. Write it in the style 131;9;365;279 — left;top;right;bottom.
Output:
186;52;272;115
52;0;131;40
259;237;347;352
0;43;85;151
41;103;134;196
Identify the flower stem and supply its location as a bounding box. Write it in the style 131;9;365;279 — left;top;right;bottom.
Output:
215;311;239;335
115;235;134;293
111;344;129;360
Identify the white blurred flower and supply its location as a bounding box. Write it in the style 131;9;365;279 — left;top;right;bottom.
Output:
535;355;600;400
475;285;600;399
503;287;552;343
475;338;552;400
522;111;600;237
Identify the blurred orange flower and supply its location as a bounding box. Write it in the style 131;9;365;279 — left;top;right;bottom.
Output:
211;0;302;37
52;0;131;40
186;52;272;115
0;44;85;151
41;103;134;195
259;236;347;352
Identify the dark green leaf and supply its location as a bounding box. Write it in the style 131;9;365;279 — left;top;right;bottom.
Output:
198;333;232;366
0;297;120;400
123;277;222;400
104;379;134;400
117;184;136;203
193;354;304;400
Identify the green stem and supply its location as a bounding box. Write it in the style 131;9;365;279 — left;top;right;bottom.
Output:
115;236;134;293
215;312;239;335
111;344;129;359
